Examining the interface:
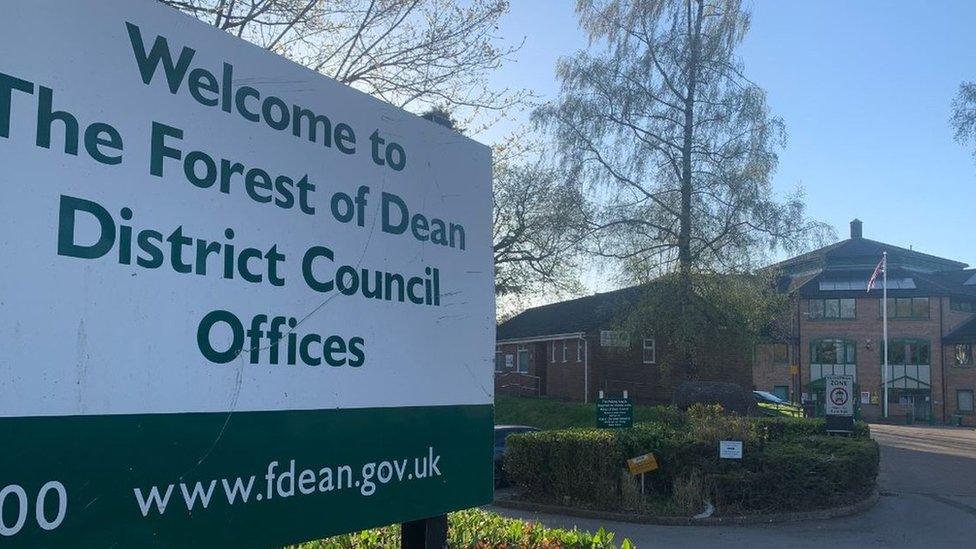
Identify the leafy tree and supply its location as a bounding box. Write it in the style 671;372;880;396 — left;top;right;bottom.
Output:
158;0;528;125
951;82;976;158
537;0;828;375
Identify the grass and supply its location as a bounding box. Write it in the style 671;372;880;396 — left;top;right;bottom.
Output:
495;394;675;430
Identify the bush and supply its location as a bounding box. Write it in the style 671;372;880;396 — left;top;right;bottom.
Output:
505;429;622;508
672;381;754;415
505;410;879;516
297;509;634;548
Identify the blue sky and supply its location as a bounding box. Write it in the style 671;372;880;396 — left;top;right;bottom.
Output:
483;0;976;273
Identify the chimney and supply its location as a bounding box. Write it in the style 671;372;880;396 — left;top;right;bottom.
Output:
850;219;863;239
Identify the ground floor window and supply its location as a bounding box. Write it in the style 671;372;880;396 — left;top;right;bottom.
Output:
773;385;789;401
810;338;857;381
516;346;529;373
495;350;504;372
959;390;975;413
642;338;656;364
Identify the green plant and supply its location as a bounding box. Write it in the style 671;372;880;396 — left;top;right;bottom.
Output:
293;509;634;548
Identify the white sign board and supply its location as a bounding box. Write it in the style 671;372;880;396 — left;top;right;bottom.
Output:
719;440;743;459
825;375;855;417
0;0;492;546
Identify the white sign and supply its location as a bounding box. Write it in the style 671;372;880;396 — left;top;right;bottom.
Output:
0;0;493;545
825;375;855;417
600;330;631;347
719;440;743;459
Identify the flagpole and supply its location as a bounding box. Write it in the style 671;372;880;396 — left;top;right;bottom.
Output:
882;251;889;419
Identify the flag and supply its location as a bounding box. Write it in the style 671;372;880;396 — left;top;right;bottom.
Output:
867;256;885;293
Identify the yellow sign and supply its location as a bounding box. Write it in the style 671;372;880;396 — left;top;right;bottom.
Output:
627;453;659;475
789;364;799;375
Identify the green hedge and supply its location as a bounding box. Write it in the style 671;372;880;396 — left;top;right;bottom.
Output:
505;413;879;515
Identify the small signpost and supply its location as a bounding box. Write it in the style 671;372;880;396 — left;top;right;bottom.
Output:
719;440;743;459
627;453;658;495
597;392;634;428
825;374;855;433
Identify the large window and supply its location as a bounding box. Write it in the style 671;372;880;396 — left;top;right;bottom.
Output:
808;298;856;319
883;339;930;365
642;338;656;364
810;339;857;381
951;299;976;313
955;344;973;366
516;346;529;373
884;297;929;319
958;390;974;413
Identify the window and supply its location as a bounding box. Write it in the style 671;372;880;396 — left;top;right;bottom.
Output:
884;339;930;365
884;297;929;319
773;385;789;401
955;344;973;366
810;339;856;381
562;340;568;363
958;390;975;413
495;350;504;372
516;346;529;373
811;339;856;365
551;342;557;363
951;299;975;313
642;338;656;364
808;298;856;319
771;344;789;365
577;339;585;362
600;330;630;348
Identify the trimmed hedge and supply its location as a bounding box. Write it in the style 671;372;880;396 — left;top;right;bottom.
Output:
505;412;879;515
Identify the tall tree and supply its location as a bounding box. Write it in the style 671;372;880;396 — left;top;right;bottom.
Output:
537;0;828;375
492;137;585;305
951;82;976;159
158;0;527;124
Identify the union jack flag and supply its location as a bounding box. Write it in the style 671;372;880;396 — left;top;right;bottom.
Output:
867;256;885;293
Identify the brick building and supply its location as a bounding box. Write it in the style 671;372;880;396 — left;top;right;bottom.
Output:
753;219;976;425
496;219;976;425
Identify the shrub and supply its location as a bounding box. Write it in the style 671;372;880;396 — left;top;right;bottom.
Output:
672;381;754;415
505;429;622;508
753;416;871;441
297;509;634;548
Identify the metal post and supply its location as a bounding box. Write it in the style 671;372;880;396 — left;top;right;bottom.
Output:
401;515;447;549
882;251;889;419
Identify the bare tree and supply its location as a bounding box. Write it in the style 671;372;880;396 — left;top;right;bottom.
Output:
158;0;527;124
951;81;976;159
536;0;829;374
492;136;585;303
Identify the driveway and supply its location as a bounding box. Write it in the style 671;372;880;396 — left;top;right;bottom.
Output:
490;424;976;548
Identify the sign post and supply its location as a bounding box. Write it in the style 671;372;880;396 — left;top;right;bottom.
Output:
825;375;855;433
0;1;493;546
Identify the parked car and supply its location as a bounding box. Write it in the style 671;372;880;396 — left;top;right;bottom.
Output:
753;390;803;417
493;425;538;488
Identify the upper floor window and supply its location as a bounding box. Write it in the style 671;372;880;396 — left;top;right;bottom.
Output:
771;344;789;365
884;338;930;365
951;299;975;313
884;297;929;319
811;339;856;364
954;344;973;366
808;298;855;320
642;338;656;364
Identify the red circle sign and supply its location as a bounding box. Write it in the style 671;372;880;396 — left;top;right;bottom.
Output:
830;387;849;406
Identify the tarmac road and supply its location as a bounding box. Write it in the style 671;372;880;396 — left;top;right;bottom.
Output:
491;424;976;548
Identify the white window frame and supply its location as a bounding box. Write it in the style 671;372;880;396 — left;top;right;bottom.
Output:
551;341;557;363
577;339;585;362
562;340;568;363
516;345;529;373
494;348;503;372
642;338;656;364
958;389;975;413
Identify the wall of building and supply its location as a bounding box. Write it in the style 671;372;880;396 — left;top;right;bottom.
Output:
752;343;793;400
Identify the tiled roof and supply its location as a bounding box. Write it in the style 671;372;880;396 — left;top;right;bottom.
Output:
944;316;976;343
497;285;649;340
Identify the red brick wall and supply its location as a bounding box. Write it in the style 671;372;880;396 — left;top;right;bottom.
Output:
752;343;794;400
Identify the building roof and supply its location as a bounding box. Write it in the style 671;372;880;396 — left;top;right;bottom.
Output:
944;316;976;343
497;285;648;341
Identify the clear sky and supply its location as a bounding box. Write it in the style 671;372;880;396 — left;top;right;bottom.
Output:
483;0;976;276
